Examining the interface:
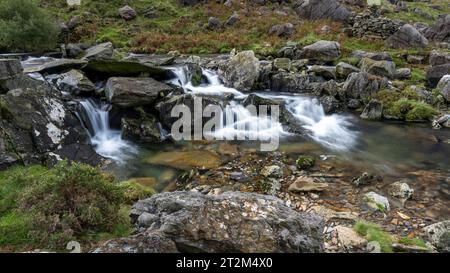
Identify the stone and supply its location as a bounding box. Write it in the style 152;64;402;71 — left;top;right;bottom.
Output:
224;12;239;27
288;176;329;192
351;50;393;62
336;62;360;79
66;43;85;58
423;220;450;253
67;15;81;30
310;65;336;80
437;75;450;101
105;77;173;107
220;50;260;91
112;191;325;253
386;24;429;49
23;59;87;75
424;14;450;43
388;180;414;200
82;60;170;78
395;68;411;80
207;17;222;30
81;42;114;61
49;69;95;95
270;72;315;93
119;5;137;21
360;99;383;120
343;72;379;101
430;50;450;66
294;0;351;22
269;23;295;37
300;41;341;63
273;58;291;71
367;241;381;253
0;59;22;81
320;95;341;114
261;165;282;178
359;57;396;79
364;192;390;212
47;143;104;167
407;55;424;64
121;114;164;143
296;155;315;169
67;0;81;6
309;205;358;222
427;64;450;88
334;226;367;248
352;172;374;187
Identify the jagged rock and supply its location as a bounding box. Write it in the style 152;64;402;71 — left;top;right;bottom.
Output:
66;43;85;58
294;0;351;22
437;75;450;102
430;50;450;66
119;5;137;21
386;24;429;49
359;57;396;79
395;68;411;80
269;23;295;37
288;176;328;192
343;72;379;101
360;100;383;120
23;58;87;75
48;69;95;95
300;41;341;63
219;50;260;91
423;220;450;253
320;95;341;114
427;64;450;88
352;172;374;187
81;42;114;61
364;191;390;212
352;14;403;39
207;17;222;30
388;180;414;200
336;62;360;79
97;191;325;253
424;14;450;43
224;12;239;27
0;59;23;81
105;77;174;107
270;72;315;93
273;58;291;71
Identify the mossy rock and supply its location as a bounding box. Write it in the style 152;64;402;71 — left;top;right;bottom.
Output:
296;155;315;170
120;179;157;204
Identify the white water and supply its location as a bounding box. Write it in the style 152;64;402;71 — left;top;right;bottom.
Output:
79;99;137;163
168;66;358;152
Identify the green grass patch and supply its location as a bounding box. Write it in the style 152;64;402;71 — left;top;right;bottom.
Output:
353;221;394;253
398;237;428;248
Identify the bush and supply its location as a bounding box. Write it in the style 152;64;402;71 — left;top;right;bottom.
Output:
0;161;129;250
0;0;59;53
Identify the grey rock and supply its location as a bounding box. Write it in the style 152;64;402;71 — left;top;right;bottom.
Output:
430;50;450;66
395;68;411;80
407;55;424;64
94;231;178;253
294;0;351;22
424;14;450;43
119;5;137;21
310;65;336;80
224;12;239;27
82;42;114;61
336;62;360;79
270;72;315;93
423;220;450;253
121;114;165;143
66;43;85;58
0;59;23;81
269;23;295;37
388;180;414;200
437;75;450;101
83;60;170;78
352;172;374;187
359;57;396;79
343;72;379;101
361;99;383;120
300;41;341;63
364;191;390;212
386;24;429;49
23;58;87;75
427;64;450;88
207;17;222;30
320;95;341;114
219;50;260;91
49;69;95;95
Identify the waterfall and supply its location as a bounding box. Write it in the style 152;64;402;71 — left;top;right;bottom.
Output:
79;99;137;163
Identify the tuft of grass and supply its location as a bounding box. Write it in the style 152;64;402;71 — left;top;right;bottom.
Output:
353;221;394;253
398;237;428;248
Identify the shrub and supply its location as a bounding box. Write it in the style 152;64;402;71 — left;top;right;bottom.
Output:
0;0;59;53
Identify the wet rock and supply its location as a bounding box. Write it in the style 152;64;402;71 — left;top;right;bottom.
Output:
242;93;282;107
336;62;360;79
395;68;411;80
423;220;450;253
360;99;383;120
288;176;328;192
348;99;362;109
310;65;336;80
220;50;260;91
386;24;429;49
300;41;341;63
261;165;282;178
0;59;23;81
105;77;173;107
320;96;341;114
47;143;104;167
207;17;222;30
83;60;170;79
426;64;450;88
352;172;374;187
359;57;396;79
294;0;351;22
119;5;137;21
125;191;324;253
269;23;295;37
364;191;390;212
81;42;114;61
23;59;87;75
424;14;450;43
388;180;414;200
49;69;95;95
121;114;165;143
430;50;450;66
334;226;367;249
437;75;450;101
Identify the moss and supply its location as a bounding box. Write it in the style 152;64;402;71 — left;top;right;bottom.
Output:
353;221;393;253
385;98;437;121
296;155;315;170
398;237;428;248
119;180;156;204
0;97;13;120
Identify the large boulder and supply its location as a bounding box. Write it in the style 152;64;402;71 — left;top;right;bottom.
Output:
423;220;450;253
269;23;295;37
96;191;324;253
0;59;23;81
294;0;351;22
336;62;360;79
48;69;95;95
437;75;450;102
300;41;341;63
82;60;171;79
424;14;450;43
386;24;429;49
219;50;260;91
81;42;114;61
121;113;165;143
359;57;396;79
270;72;316;93
427;64;450;88
343;72;379;101
23;58;87;75
105;77;174;108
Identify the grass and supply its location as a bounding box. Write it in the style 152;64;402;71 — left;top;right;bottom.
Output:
398;237;428;248
353;221;394;253
383;0;450;25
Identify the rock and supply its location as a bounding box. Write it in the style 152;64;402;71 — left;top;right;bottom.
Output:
121;114;165;143
220;50;260;91
343;72;378;101
367;241;381;253
0;59;23;81
352;172;374;187
320;95;341;114
23;59;87;75
310;205;358;222
81;42;114;61
360;99;383;120
430;50;450;66
207;17;222;30
119;5;137;21
364;192;390;212
386;24;429;49
336;62;360;79
224;12;239;27
427;64;450;88
67;15;81;30
183;63;203;86
66;43;85;58
300;41;341;63
437;75;450;101
288;176;329;192
388;180;414;200
270;72;315;93
294;0;351;22
423;220;450;253
82;60;170;79
242;93;283;107
49;69;95;95
348;99;362;109
105;77;174;107
359;57;396;79
407;55;425;64
395;68;411;80
351;50;393;62
145;150;221;171
296;155;315;169
116;191;325;253
424;14;450;43
269;23;295;37
261;165;282;178
273;58;291;71
47;143;104;167
334;226;367;248
94;231;178;253
310;65;336;80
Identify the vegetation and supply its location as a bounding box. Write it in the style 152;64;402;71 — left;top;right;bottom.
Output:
353;221;394;253
0;0;59;53
0;161;135;251
296;155;315;170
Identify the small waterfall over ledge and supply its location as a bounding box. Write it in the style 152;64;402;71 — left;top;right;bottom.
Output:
79;99;137;163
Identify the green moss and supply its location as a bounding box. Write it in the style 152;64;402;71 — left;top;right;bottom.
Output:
385;98;437;121
119;180;156;204
410;68;427;83
296;155;315;170
353;221;393;253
